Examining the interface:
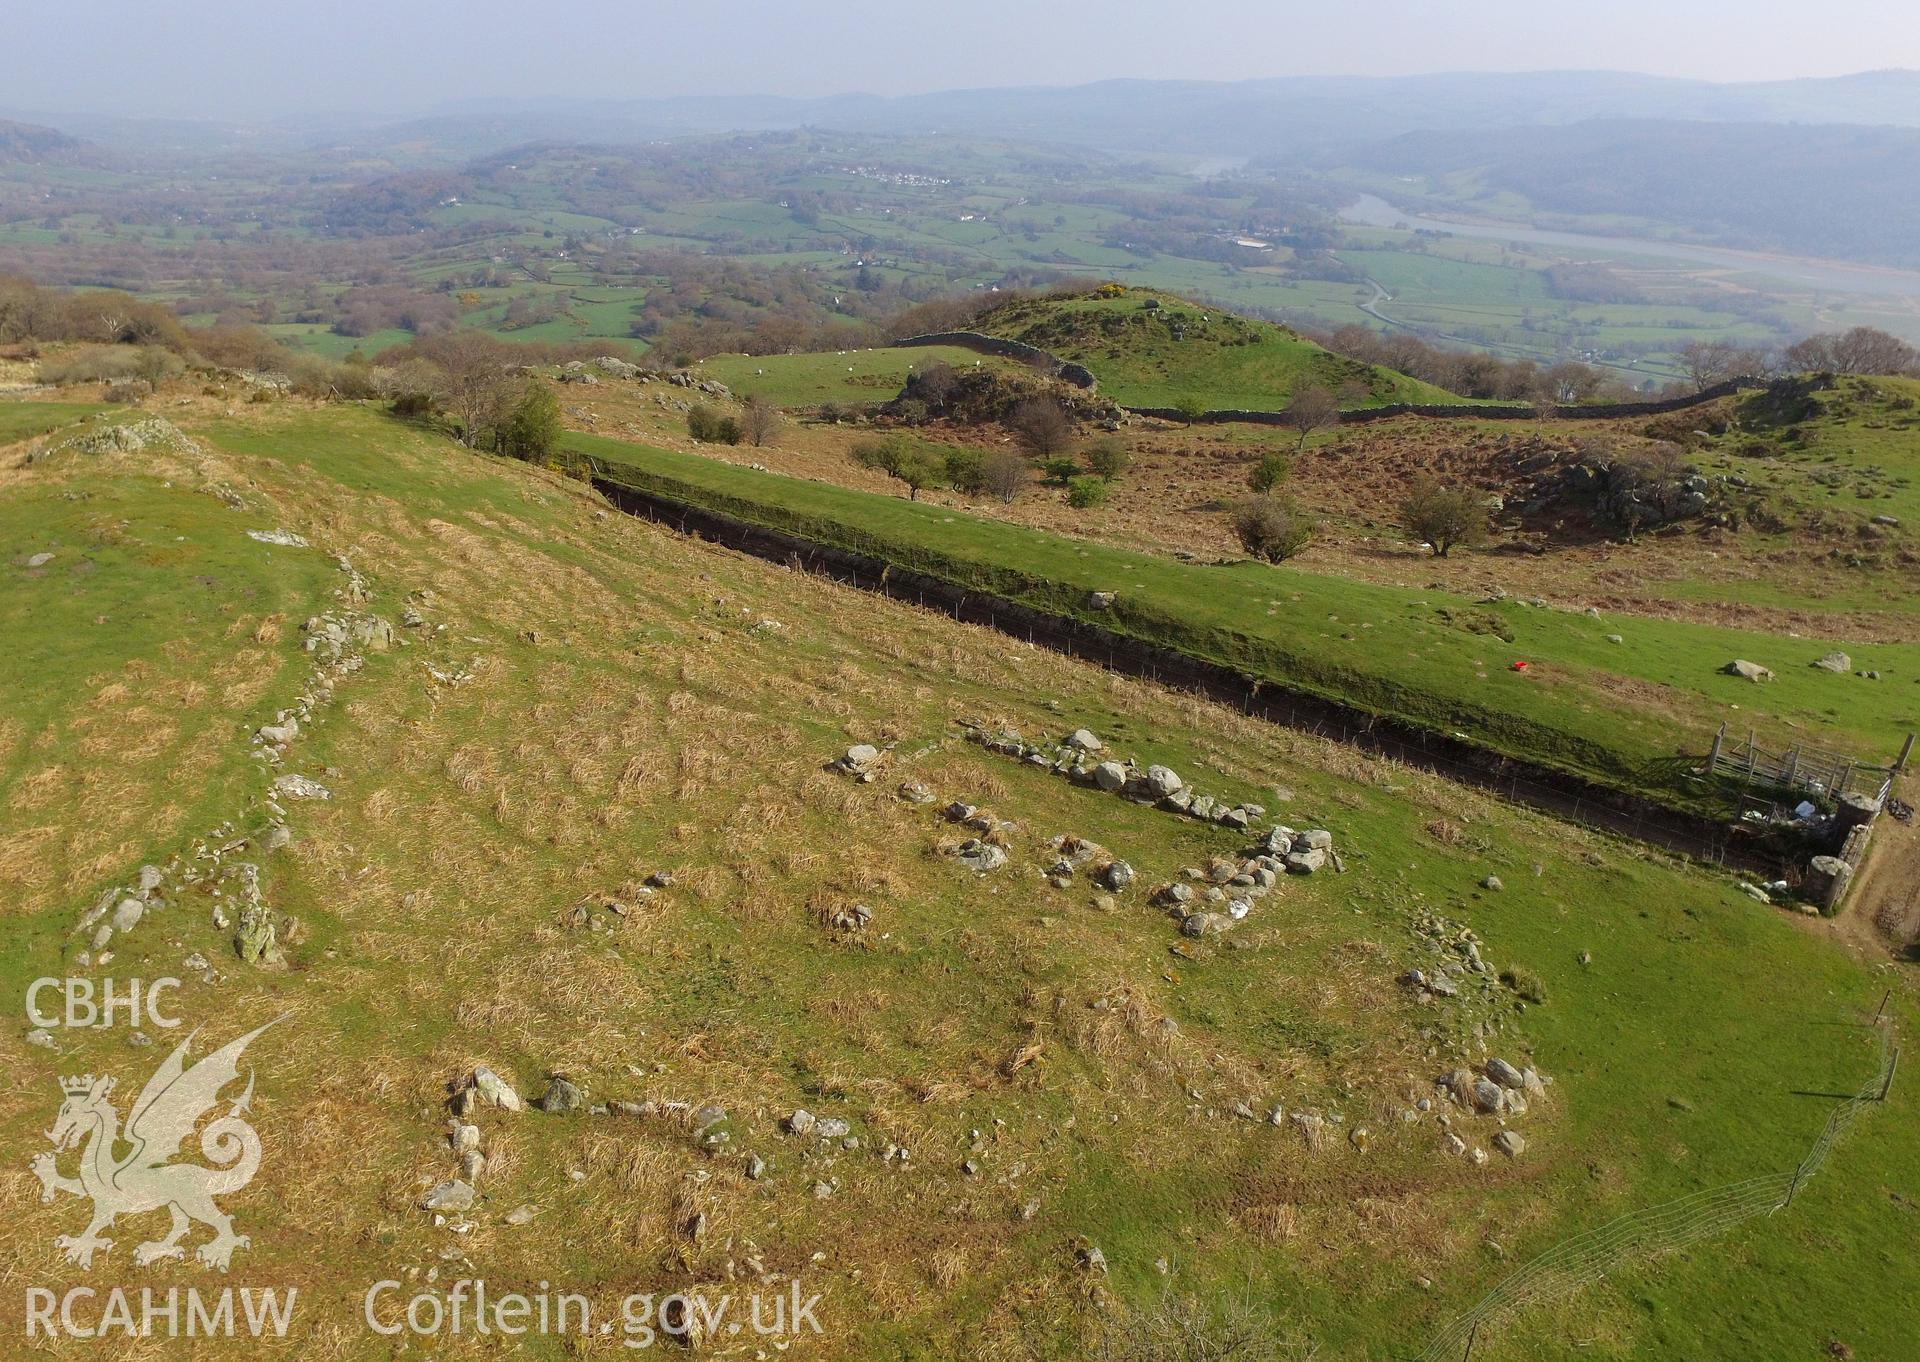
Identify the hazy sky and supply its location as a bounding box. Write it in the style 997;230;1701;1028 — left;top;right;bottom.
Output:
4;0;1916;119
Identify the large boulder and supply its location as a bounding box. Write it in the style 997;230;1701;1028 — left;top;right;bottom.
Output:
1724;659;1773;682
1144;765;1183;798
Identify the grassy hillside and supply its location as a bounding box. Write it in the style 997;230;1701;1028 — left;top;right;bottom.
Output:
0;397;1912;1360
970;286;1468;410
567;429;1917;811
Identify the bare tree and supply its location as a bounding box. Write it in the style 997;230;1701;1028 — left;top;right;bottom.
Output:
1676;340;1763;393
412;331;520;447
741;395;780;447
1007;396;1076;457
982;449;1030;504
1816;326;1919;375
1283;384;1339;451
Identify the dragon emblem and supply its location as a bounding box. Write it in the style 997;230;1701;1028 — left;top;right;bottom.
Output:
31;1018;280;1271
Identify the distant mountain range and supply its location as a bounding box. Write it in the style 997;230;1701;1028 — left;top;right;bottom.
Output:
9;69;1920;163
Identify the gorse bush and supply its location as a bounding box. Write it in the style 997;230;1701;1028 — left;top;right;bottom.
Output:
688;404;743;445
1067;474;1109;509
1233;496;1315;562
1083;436;1131;481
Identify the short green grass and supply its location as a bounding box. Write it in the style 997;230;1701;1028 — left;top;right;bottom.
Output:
0;401;105;444
693;345;1025;408
972;287;1470;410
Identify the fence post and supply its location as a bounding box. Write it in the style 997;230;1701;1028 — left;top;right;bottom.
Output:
1708;723;1726;775
1898;732;1915;772
1876;989;1891;1025
1464;1319;1479;1362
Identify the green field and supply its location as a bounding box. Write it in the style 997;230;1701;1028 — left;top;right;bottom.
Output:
694;345;1026;407
565;428;1918;810
0;401;104;444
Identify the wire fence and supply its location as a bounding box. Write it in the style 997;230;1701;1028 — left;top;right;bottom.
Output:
1416;1019;1899;1361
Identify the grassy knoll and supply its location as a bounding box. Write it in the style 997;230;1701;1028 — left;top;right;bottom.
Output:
569;430;1918;808
0;399;1911;1361
693;345;1026;408
0;400;105;444
971;286;1468;410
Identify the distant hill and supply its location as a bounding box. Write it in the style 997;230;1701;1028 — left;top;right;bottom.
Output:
968;286;1461;410
0;118;85;165
1321;119;1920;269
380;70;1920;161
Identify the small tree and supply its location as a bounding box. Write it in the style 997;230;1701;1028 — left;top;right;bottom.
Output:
1082;436;1131;481
741;394;780;447
131;345;182;391
982;448;1029;504
413;331;520;448
497;381;563;460
1041;456;1082;486
944;447;987;496
853;433;945;500
688;404;742;445
1008;396;1076;456
1284;384;1339;451
1067;475;1109;509
1247;448;1292;494
1399;475;1488;557
1172;394;1207;426
1232;496;1315;562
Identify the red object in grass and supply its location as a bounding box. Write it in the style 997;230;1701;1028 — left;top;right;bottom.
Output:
1511;661;1531;671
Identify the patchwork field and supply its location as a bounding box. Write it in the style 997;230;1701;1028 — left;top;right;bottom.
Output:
0;396;1912;1361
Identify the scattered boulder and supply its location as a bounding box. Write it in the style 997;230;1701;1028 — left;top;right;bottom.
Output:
1724;659;1773;683
1284;849;1327;875
1091;761;1128;793
1144;765;1183;798
468;1067;522;1112
109;898;145;933
1492;1130;1526;1159
1814;652;1852;674
1485;1058;1525;1090
1098;860;1135;892
536;1076;584;1114
422;1180;475;1212
950;839;1008;873
1065;729;1102;752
